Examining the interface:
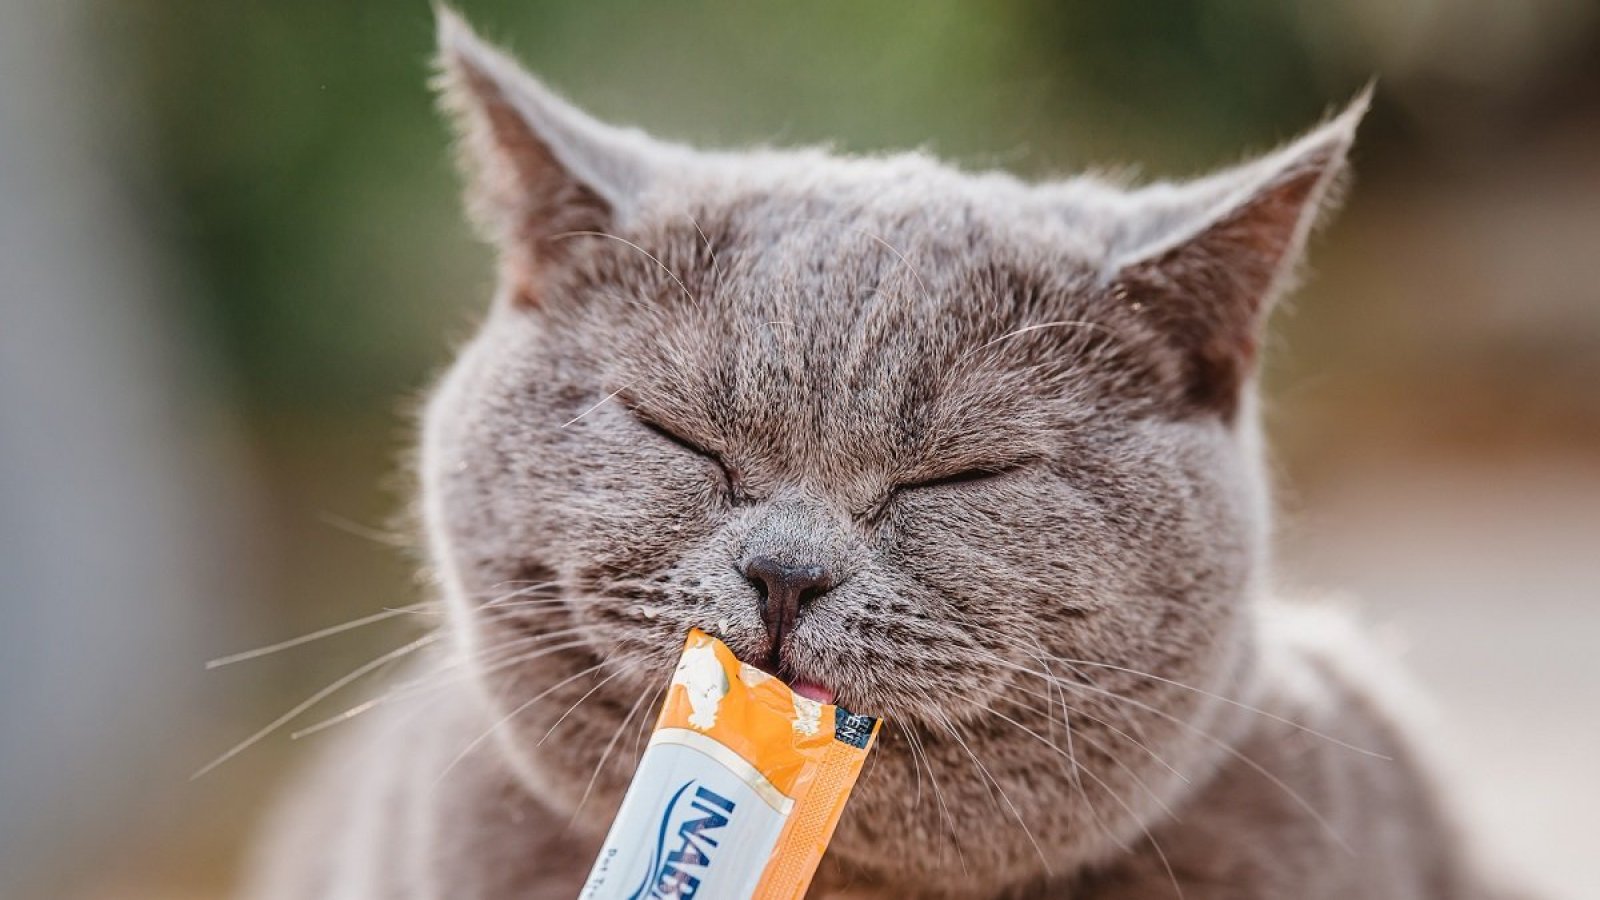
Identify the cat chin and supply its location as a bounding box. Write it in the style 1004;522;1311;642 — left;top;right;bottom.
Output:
814;747;1170;897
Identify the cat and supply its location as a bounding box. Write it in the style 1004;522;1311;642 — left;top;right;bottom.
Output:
244;9;1523;899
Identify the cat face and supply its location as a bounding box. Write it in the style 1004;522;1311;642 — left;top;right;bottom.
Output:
423;11;1361;892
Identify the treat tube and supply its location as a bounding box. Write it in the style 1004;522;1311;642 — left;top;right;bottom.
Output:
579;630;880;900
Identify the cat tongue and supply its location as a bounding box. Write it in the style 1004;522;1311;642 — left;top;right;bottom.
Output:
789;679;834;705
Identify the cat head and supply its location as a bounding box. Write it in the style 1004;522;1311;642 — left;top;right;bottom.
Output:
422;10;1362;892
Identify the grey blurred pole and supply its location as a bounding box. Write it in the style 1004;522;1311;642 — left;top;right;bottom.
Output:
0;1;246;895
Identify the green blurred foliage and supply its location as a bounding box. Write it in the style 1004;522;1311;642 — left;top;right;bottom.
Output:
119;1;1394;413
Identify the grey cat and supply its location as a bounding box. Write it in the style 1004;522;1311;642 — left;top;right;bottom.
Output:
244;10;1523;899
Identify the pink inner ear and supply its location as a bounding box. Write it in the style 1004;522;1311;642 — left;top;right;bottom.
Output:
436;12;640;281
1111;133;1353;419
449;59;614;263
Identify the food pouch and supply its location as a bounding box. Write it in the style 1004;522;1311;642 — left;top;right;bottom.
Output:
579;629;882;900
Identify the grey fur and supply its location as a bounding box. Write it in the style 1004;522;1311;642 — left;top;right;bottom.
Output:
244;11;1523;899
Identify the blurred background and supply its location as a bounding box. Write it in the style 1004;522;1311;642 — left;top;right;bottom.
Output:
2;1;1596;897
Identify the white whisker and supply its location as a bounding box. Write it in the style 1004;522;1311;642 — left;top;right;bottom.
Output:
938;714;1052;875
192;633;437;780
684;212;725;287
905;727;967;875
569;679;653;825
967;320;1112;357
205;602;432;669
550;230;699;307
316;511;413;548
992;655;1354;857
290;696;383;740
1047;655;1390;760
433;659;608;787
980;702;1185;900
536;665;630;746
561;382;635;428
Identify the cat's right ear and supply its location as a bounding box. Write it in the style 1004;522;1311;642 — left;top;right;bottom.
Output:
434;8;665;293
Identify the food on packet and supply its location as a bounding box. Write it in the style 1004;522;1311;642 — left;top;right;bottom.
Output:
580;629;881;900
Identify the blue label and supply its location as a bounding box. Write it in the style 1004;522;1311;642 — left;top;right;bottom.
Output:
625;781;739;899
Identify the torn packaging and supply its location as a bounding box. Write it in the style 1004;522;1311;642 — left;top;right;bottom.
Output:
580;630;881;900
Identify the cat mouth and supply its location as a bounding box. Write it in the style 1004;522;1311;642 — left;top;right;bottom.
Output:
788;678;834;704
751;656;836;705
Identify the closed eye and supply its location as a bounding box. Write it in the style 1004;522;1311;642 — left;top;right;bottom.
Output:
634;413;715;460
894;461;1029;494
630;411;740;495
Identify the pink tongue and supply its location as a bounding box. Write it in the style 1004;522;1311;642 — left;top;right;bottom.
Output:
790;679;834;704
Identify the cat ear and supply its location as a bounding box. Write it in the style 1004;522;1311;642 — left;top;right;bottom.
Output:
1107;90;1370;417
433;8;667;285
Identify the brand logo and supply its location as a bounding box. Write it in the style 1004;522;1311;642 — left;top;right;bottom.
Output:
833;707;877;749
626;780;738;899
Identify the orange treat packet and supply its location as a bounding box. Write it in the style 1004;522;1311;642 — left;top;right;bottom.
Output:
579;629;882;899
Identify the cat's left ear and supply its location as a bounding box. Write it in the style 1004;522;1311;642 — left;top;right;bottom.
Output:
434;8;674;290
1107;90;1370;418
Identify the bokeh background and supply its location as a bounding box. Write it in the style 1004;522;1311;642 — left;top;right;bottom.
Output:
3;1;1597;897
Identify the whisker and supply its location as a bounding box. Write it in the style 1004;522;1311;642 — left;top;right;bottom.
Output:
289;696;384;741
337;635;595;726
316;511;412;548
569;678;653;826
1028;648;1121;851
966;320;1112;357
458;625;599;659
627;679;665;762
475;580;561;601
937;713;1052;876
979;702;1185;900
1051;707;1182;823
1002;657;1355;857
931;607;1386;761
562;382;636;429
859;231;934;313
993;653;1191;786
1080;678;1355;857
536;665;631;746
205;602;433;669
277;600;639;747
905;727;967;875
899;728;924;811
683;211;725;288
432;659;609;787
630;683;666;764
977;668;1184;824
416;635;593;692
192;633;438;779
549;230;699;307
1046;655;1390;760
480;595;635;612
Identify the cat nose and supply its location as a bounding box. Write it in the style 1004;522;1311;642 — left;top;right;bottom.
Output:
743;556;834;651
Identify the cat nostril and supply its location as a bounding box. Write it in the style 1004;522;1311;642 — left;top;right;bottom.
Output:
743;556;834;653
